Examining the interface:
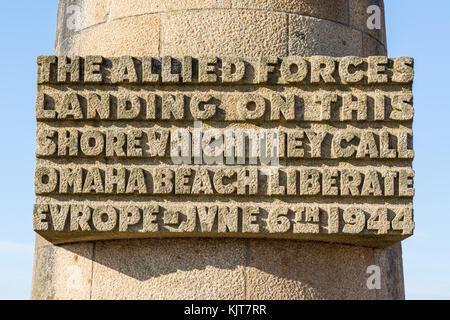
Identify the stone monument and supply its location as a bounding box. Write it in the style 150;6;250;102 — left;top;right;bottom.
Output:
31;0;413;299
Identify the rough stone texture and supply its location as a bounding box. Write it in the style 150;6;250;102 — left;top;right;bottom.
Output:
32;237;404;300
374;243;405;299
160;10;288;57
54;0;387;57
363;33;387;56
109;0;231;20
55;34;82;57
80;0;109;30
31;242;56;299
349;0;387;46
32;0;406;300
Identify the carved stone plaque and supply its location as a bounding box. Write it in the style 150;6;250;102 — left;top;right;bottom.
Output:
34;55;414;248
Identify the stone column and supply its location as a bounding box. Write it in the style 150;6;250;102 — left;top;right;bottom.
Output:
31;0;405;300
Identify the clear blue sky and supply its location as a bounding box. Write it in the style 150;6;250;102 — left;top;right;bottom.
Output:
0;1;448;299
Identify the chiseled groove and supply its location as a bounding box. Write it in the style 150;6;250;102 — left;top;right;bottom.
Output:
372;247;378;299
37;194;414;200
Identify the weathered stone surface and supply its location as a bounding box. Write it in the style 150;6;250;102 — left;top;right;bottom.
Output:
90;239;246;299
35;125;414;159
78;15;160;56
349;0;387;45
80;0;109;30
289;15;364;56
109;0;231;20
33;200;414;247
34;164;415;197
33;0;409;300
374;243;405;299
31;241;93;300
36;55;412;85
55;35;82;57
363;33;387;57
31;244;56;299
246;240;376;299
